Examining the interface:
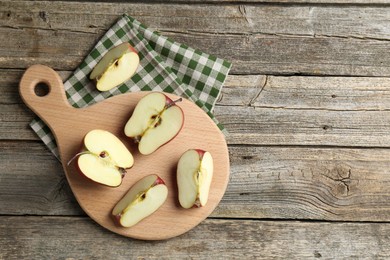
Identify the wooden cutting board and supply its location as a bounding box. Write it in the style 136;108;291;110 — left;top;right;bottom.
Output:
19;65;230;240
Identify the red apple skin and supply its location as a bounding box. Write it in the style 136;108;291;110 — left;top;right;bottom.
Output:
72;146;127;188
112;174;167;227
195;149;206;159
161;117;184;150
164;95;175;106
154;175;166;186
182;149;209;208
128;44;138;54
112;213;122;226
193;201;202;208
68;130;134;187
75;159;93;182
69;144;102;184
90;42;137;81
149;117;184;154
75;151;125;187
162;94;185;145
164;94;183;109
126;92;185;154
75;157;123;188
138;93;185;154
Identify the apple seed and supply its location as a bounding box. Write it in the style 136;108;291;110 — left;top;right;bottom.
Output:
150;114;162;128
119;167;127;177
99;151;108;158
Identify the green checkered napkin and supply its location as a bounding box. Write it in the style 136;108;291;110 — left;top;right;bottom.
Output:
30;14;232;159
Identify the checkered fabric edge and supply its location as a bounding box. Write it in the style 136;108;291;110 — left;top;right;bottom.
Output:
30;14;232;159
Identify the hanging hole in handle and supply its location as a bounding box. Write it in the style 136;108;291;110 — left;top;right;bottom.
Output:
34;82;50;97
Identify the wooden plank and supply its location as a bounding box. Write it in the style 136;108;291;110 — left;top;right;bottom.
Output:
0;69;70;140
6;72;390;111
2;141;390;221
4;70;390;147
219;107;390;147
0;141;83;216
222;75;390;111
2;2;390;76
218;75;390;146
218;145;390;221
2;1;390;39
4;2;390;39
1;216;389;259
9;0;390;3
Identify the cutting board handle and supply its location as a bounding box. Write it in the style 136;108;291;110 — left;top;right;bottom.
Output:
19;64;75;128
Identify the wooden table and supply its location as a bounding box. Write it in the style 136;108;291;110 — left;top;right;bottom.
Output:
1;1;390;258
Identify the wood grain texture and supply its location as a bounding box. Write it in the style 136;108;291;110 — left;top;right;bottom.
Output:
2;141;390;222
2;0;390;256
0;69;70;140
219;75;390;146
220;107;390;147
4;2;390;39
1;216;389;259
2;2;390;75
4;70;390;148
0;141;83;216
220;145;390;221
10;0;390;3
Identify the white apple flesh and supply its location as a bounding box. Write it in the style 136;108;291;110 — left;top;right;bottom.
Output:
90;42;139;92
177;149;214;209
124;92;184;155
75;129;134;187
112;174;168;228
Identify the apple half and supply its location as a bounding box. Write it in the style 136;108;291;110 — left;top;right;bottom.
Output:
124;92;184;155
90;42;140;91
112;174;168;228
70;129;134;187
177;149;214;209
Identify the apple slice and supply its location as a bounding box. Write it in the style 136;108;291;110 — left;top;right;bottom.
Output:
90;42;139;91
112;174;168;228
177;149;214;209
124;92;184;155
70;129;134;187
